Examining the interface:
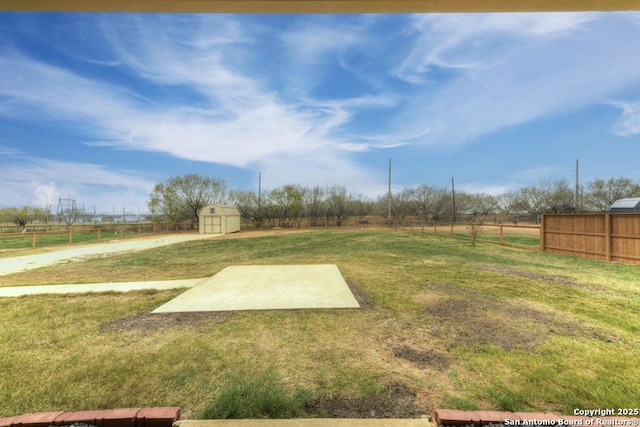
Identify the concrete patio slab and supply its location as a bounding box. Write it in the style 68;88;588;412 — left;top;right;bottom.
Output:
152;264;359;313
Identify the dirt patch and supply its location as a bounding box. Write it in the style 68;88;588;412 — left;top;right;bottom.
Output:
393;345;449;370
307;382;427;418
421;283;617;351
217;229;324;240
347;281;374;308
100;312;231;335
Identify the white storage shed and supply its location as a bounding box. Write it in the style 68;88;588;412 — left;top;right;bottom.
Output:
199;204;241;234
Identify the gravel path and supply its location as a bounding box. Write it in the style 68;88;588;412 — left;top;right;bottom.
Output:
0;233;221;277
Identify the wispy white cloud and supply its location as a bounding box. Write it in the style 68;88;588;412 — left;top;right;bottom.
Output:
511;166;558;180
98;14;253;90
0;145;22;156
0;54;137;123
1;12;639;211
279;22;362;67
395;13;599;83
257;150;387;198
1;157;154;188
457;182;519;196
610;101;640;137
391;12;640;147
0;157;157;211
0;15;391;181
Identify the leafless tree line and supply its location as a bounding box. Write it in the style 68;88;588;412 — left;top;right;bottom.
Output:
230;177;640;227
2;176;638;229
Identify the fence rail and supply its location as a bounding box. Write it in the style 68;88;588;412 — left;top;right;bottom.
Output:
0;223;197;250
540;213;640;265
241;218;542;249
396;220;541;249
9;215;637;265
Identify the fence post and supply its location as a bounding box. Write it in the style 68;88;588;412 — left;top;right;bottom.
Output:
605;213;612;261
120;227;124;239
500;224;504;246
32;232;36;249
68;229;73;244
539;215;546;252
97;228;101;242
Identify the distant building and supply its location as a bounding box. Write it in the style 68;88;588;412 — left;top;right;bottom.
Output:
198;204;241;234
610;198;640;213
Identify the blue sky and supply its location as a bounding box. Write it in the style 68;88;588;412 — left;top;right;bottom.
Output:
1;12;639;213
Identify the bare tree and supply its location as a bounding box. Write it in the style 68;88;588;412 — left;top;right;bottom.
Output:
267;185;306;227
229;190;263;227
304;186;326;226
497;191;520;216
515;185;546;216
584;177;640;212
469;214;483;246
409;184;451;222
539;179;575;213
325;185;352;226
464;193;499;216
392;187;415;220
148;174;227;224
351;192;374;222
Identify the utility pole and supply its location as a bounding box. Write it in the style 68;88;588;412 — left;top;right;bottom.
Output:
387;158;392;223
575;159;580;212
451;176;457;223
258;172;262;229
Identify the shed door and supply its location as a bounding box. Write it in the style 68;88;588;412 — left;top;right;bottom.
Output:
204;216;222;234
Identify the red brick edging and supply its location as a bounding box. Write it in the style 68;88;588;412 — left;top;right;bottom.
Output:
0;407;180;427
434;409;640;426
5;408;638;426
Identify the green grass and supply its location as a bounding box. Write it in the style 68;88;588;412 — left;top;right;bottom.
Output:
480;234;540;246
200;369;313;419
0;231;98;250
449;231;540;247
0;230;141;252
0;230;638;417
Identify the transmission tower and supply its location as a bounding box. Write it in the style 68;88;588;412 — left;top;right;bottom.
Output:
57;197;79;226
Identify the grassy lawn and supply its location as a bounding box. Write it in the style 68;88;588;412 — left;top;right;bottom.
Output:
0;230;638;418
0;231;101;250
0;230;143;252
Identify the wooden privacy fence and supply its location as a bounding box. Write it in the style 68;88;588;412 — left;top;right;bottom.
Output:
540;213;640;265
